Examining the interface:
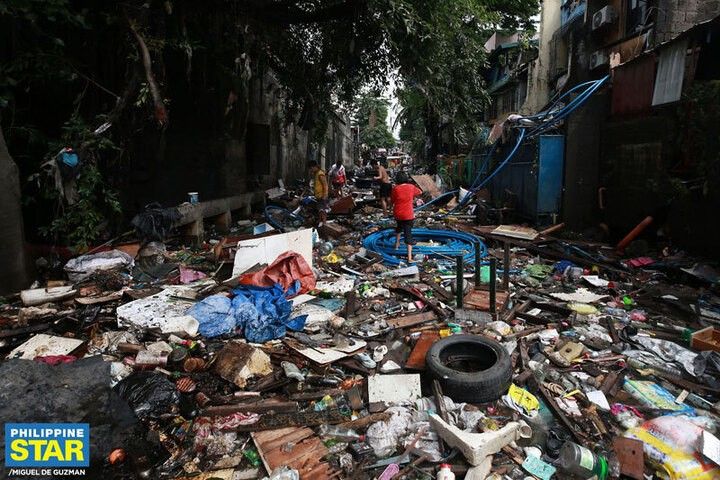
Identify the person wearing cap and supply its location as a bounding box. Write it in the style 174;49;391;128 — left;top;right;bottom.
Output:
391;172;422;263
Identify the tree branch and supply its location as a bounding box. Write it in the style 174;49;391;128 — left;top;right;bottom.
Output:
127;18;168;127
241;0;366;25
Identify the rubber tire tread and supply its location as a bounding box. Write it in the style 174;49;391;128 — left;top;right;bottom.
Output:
425;334;512;403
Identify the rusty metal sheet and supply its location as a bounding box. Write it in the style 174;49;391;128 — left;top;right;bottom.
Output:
613;437;645;480
611;54;656;116
405;331;440;370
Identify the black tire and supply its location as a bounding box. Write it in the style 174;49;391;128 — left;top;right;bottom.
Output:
425;334;512;403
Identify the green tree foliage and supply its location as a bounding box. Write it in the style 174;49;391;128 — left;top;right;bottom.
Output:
1;0;538;245
391;0;538;163
353;93;395;149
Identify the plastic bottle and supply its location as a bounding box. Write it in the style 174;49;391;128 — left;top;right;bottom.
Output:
557;441;609;479
317;425;364;442
436;464;455;480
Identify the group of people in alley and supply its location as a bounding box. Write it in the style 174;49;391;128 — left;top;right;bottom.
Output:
308;159;422;262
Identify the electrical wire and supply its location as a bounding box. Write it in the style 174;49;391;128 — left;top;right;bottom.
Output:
442;75;610;213
363;228;487;266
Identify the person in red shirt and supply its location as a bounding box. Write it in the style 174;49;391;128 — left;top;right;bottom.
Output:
391;172;423;262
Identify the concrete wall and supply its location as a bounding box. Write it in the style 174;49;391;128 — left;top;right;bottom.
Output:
522;0;562;114
122;68;352;213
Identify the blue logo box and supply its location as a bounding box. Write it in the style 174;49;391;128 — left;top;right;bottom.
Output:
5;423;90;467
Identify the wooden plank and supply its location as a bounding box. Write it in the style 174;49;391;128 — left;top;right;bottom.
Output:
387;311;438;329
463;289;508;312
405;331;439;370
235;408;347;432
252;427;336;480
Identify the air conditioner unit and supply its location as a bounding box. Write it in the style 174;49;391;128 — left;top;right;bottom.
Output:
589;50;609;70
592;6;616;30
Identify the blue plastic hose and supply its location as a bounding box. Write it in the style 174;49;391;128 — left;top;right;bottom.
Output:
363;228;487;266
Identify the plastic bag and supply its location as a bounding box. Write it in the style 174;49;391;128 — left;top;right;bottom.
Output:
64;249;134;282
114;372;179;420
365;406;413;457
625;415;720;480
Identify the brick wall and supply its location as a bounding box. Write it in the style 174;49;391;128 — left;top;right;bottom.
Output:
655;0;720;43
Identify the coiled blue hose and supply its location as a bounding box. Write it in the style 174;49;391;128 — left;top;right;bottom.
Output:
363;228;487;266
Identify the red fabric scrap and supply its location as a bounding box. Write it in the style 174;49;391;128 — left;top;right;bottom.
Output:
35;355;77;365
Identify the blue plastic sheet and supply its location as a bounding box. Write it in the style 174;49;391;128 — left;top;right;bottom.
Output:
188;281;307;342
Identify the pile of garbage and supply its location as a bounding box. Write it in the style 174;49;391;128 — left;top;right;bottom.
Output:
2;171;720;480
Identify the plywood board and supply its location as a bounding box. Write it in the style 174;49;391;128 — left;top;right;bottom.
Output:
232;228;313;276
252;427;335;479
491;225;539;240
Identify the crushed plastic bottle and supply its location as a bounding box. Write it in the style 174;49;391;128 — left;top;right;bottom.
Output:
317;424;364;442
437;463;455;480
265;466;300;480
242;446;261;467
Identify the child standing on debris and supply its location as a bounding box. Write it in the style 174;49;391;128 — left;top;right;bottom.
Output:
308;161;329;226
391;172;422;263
372;159;392;215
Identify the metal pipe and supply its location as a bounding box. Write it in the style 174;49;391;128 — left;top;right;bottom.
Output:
456;255;464;308
503;243;510;290
474;242;482;290
489;258;497;314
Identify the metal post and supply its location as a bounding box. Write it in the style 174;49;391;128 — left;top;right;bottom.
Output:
474;242;482;290
489;258;497;315
456;255;464;309
503;242;510;290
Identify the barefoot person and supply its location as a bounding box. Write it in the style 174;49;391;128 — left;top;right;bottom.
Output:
372;159;391;215
391;172;422;263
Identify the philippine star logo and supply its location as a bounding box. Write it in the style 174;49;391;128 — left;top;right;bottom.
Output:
4;423;89;477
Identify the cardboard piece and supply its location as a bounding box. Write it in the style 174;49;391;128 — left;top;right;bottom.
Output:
289;339;366;365
232;228;313;276
367;374;422;404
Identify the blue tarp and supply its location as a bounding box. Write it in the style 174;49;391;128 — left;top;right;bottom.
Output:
189;281;307;342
